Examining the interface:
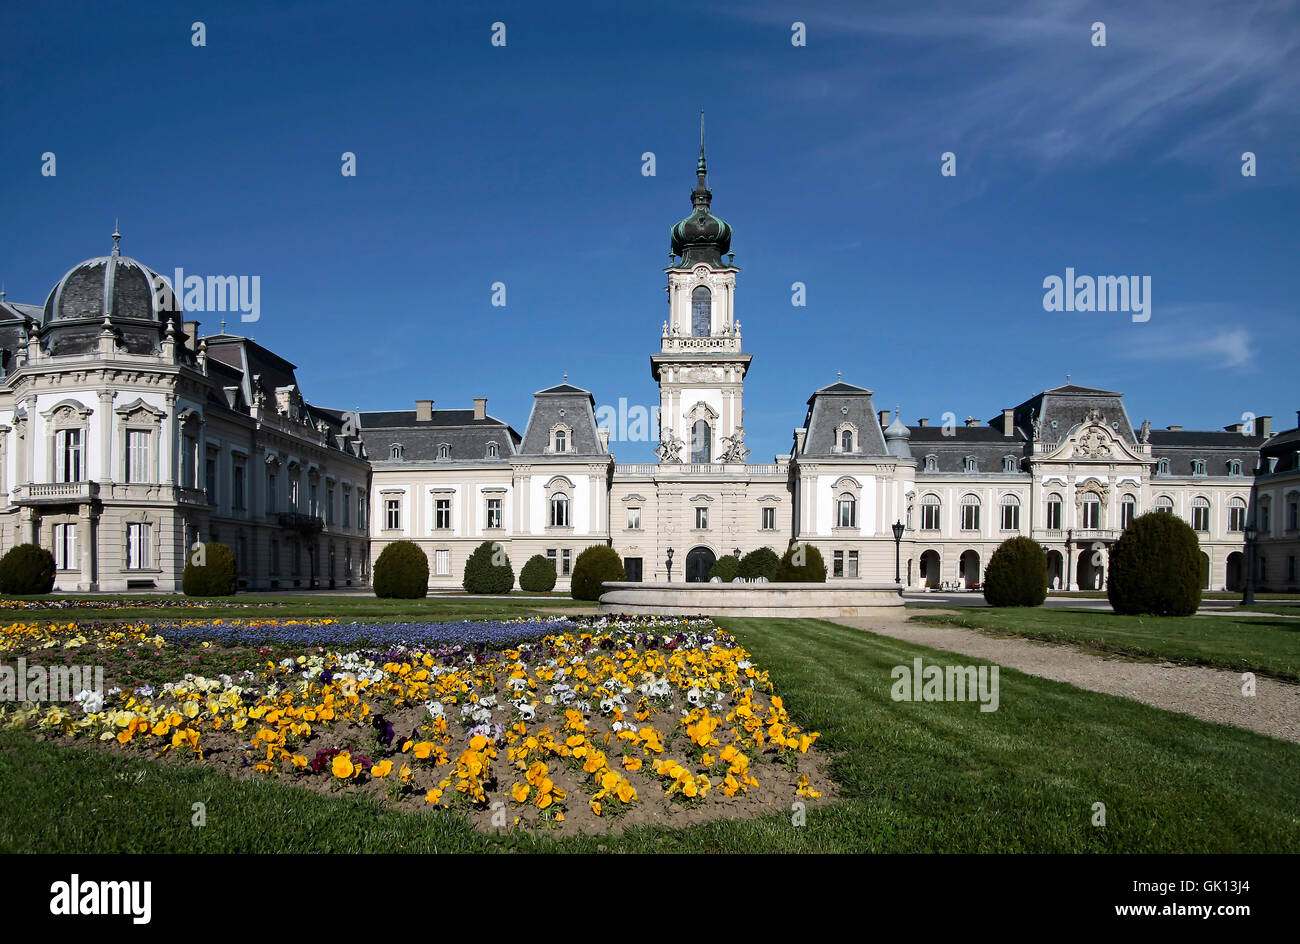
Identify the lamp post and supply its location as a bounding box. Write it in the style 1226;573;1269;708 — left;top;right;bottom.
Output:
665;547;674;583
1243;525;1257;606
891;520;905;585
733;548;741;560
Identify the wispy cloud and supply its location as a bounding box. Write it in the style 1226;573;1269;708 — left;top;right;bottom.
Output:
1114;304;1257;368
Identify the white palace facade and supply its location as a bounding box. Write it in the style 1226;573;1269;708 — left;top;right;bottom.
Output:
3;142;1294;595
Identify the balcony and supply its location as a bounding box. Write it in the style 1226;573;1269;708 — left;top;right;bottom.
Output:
12;481;99;505
1069;529;1120;544
278;512;324;535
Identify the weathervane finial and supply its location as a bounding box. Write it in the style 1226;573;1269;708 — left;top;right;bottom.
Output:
111;220;121;255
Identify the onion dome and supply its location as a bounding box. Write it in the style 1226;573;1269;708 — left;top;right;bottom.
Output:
885;408;912;459
670;112;732;267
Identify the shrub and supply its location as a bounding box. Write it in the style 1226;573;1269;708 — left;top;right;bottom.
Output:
738;546;781;581
708;554;740;582
776;542;826;582
373;541;429;599
571;545;625;601
182;542;237;596
1108;512;1202;616
0;543;56;595
519;554;557;592
463;541;514;595
982;536;1048;607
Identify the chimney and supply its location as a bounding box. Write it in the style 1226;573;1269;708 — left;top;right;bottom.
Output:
878;409;890;428
1002;408;1015;437
473;397;487;421
793;428;808;452
415;399;433;422
917;418;929;428
965;416;979;427
1166;425;1182;431
1256;415;1271;438
183;320;199;352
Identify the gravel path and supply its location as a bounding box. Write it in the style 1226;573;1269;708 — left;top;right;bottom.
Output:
835;617;1300;744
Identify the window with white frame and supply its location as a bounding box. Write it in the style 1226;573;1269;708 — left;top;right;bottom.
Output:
55;429;82;483
960;495;980;531
1081;495;1101;529
126;430;150;483
833;550;844;578
1121;495;1137;529
1157;458;1170;475
342;488;351;527
389;443;403;460
434;497;452;530
837;493;857;528
486;497;503;529
54;522;77;570
1000;495;1020;531
1046;492;1063;530
561;549;572;576
924;455;937;472
1289;495;1298;530
840;429;854;453
267;469;278;513
1191;497;1210;532
1192;458;1206;476
487;441;499;459
551;426;570;454
920;495;941;531
126;522;151;569
326;483;335;524
695;506;709;530
1002;455;1016;473
626;506;641;530
963;456;977;473
1228;458;1243;476
550;493;570;528
435;549;451;576
847;549;859;578
384;498;401;530
438;443;451;459
761;506;776;531
1227;498;1246;532
1155;495;1174;513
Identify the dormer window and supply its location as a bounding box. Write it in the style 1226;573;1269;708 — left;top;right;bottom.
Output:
486;441;499;459
1227;458;1242;476
389;443;403;460
963;456;977;473
438;443;451;460
1002;455;1016;473
924;455;938;472
841;429;853;453
1156;457;1170;475
549;423;572;454
1192;458;1206;476
554;430;567;452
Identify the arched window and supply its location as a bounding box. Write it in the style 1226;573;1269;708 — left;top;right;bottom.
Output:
550;493;570;528
920;495;941;531
840;429;854;453
1081;494;1101;529
1155;495;1174;513
1227;497;1246;532
1121;494;1137;529
963;456;977;473
1046;492;1063;530
1000;494;1020;531
1156;457;1170;475
486;442;499;459
691;419;711;463
554;429;567;453
691;285;711;337
437;443;450;459
1003;455;1017;473
389;443;403;460
1191;497;1210;532
1228;458;1243;476
1192;458;1207;476
837;493;857;528
924;455;938;472
960;495;980;531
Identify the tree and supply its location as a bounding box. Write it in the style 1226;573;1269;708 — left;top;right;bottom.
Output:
570;545;625;601
982;536;1048;607
373;541;429;599
709;554;741;582
1108;512;1202;616
519;554;557;592
776;542;826;582
738;547;780;581
462;541;514;595
182;542;237;596
0;544;56;595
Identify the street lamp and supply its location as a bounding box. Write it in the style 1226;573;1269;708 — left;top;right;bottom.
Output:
733;547;741;560
891;520;905;585
1243;525;1257;606
665;547;674;583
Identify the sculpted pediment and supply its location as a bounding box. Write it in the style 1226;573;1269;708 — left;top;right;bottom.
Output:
1043;415;1144;463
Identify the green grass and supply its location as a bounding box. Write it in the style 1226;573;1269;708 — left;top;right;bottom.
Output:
1;617;1296;852
0;593;594;623
910;607;1300;681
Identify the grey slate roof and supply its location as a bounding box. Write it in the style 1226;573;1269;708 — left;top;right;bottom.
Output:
518;383;606;456
358;410;521;463
1010;384;1137;444
798;381;891;457
1149;429;1264;476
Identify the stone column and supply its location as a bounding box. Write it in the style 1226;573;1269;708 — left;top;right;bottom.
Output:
163;393;178;485
78;506;98;591
98;391;113;482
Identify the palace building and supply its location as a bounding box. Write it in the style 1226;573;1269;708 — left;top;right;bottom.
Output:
2;143;1291;594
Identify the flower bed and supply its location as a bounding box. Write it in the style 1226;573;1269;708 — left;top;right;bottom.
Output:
0;615;831;834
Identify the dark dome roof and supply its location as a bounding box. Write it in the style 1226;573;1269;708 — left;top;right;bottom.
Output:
669;144;732;267
42;237;169;326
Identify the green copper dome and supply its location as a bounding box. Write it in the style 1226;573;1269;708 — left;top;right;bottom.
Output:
670;116;732;267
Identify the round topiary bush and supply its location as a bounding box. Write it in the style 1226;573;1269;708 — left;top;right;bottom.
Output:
1108;512;1202;616
182;542;237;596
571;545;625;601
982;536;1048;607
738;546;780;581
373;541;429;599
463;541;514;595
0;543;56;595
776;542;827;582
519;553;557;593
709;554;740;582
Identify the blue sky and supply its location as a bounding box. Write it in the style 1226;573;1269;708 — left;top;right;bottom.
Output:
2;0;1296;462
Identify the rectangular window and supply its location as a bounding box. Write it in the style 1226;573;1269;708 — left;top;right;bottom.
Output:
626;506;641;530
624;557;643;582
54;523;77;570
1082;501;1100;530
1001;502;1019;531
126;522;151;569
695;507;709;530
561;549;572;576
206;456;218;505
326;485;335;524
921;503;941;531
289;477;299;509
1192;505;1210;532
56;429;82;483
486;498;503;529
1121;501;1135;530
126;430;149;483
434;498;452;530
233;463;246;510
385;498;401;530
847;550;859;578
1289;500;1297;531
1046;500;1062;531
267;472;278;513
961;503;979;531
1228;505;1246;532
761;506;775;531
547;548;557;571
181;436;197;487
435;549;451;576
837;498;856;529
833;550;844;578
343;490;351;527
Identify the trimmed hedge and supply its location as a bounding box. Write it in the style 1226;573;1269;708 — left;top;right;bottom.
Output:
1108;512;1202;616
709;554;740;582
776;543;827;582
738;546;781;581
519;554;557;593
571;545;625;601
182;542;237;596
0;544;56;595
373;541;429;599
982;536;1048;607
463;541;514;595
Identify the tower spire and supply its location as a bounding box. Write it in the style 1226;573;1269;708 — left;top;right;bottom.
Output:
111;220;121;256
698;109;706;185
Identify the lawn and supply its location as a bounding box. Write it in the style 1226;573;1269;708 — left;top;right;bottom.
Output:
910;607;1300;681
1;616;1296;852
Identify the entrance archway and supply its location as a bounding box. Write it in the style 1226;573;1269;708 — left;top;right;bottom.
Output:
919;550;941;589
959;550;980;589
1226;552;1244;592
1077;550;1104;591
1046;550;1064;590
685;546;716;583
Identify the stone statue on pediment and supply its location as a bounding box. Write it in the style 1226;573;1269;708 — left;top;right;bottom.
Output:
720;426;751;462
656;428;684;462
1139;419;1151;443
